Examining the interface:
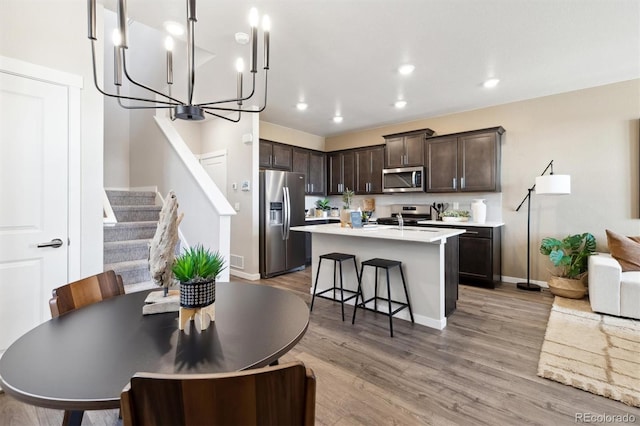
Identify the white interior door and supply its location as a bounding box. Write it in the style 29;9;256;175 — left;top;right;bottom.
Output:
201;150;228;198
0;72;69;354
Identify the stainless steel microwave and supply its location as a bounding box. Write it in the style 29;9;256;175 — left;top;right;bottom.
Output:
382;166;425;193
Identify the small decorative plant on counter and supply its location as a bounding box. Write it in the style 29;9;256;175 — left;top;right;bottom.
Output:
539;233;596;299
315;198;331;217
173;245;226;330
440;210;470;222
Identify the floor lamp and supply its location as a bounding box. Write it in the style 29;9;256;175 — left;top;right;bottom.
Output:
516;160;571;291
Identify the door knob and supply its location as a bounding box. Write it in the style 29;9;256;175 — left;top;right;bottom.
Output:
37;238;64;248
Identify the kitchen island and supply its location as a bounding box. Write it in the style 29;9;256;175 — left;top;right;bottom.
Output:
290;223;465;330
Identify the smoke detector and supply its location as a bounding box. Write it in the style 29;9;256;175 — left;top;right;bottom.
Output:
235;32;250;45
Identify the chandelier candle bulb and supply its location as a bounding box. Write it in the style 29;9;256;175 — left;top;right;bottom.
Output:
236;58;244;105
87;0;97;40
117;0;128;49
165;37;174;85
262;15;271;70
112;30;123;86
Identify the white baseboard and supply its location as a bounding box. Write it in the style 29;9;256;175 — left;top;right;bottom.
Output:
501;275;549;288
230;269;261;281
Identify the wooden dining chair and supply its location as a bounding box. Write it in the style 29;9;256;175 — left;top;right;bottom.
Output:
120;361;317;426
49;269;125;318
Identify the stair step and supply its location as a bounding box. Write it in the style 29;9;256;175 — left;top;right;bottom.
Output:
124;280;160;294
105;259;150;286
106;190;156;206
104;239;150;264
104;221;158;242
112;205;162;222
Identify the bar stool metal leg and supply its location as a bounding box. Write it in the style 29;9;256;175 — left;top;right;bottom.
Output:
386;267;394;337
351;263;365;324
398;264;414;323
339;259;346;321
310;258;323;312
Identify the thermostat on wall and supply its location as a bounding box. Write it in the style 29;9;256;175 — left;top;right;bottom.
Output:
241;181;250;191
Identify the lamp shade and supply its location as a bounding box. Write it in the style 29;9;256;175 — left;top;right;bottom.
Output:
535;174;571;195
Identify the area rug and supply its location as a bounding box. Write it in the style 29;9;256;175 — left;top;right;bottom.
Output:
537;297;640;407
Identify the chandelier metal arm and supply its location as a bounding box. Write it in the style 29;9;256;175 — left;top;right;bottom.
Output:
196;74;257;107
90;41;179;107
200;72;268;113
203;110;242;122
121;51;183;105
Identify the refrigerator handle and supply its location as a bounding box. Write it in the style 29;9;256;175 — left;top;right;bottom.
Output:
283;186;290;240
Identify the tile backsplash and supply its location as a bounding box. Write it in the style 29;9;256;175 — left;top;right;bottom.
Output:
306;192;503;222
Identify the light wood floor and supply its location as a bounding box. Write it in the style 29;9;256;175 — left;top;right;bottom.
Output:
2;268;639;425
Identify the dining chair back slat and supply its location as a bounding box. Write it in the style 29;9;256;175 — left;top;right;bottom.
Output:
120;361;316;426
49;270;125;318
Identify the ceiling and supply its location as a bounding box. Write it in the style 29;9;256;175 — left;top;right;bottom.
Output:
102;0;640;137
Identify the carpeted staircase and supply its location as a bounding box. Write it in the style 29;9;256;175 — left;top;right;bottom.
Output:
104;189;165;293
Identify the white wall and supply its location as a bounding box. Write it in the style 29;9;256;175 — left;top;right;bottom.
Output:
202;115;260;278
327;80;640;283
0;0;105;277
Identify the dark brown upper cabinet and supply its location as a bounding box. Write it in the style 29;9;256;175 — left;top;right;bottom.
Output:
292;147;326;195
327;151;355;195
355;146;384;194
425;127;504;193
259;139;292;170
383;128;435;168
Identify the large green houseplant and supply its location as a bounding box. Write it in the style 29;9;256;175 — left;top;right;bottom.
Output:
539;233;596;298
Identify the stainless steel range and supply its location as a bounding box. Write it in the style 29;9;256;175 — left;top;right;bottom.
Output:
375;204;433;225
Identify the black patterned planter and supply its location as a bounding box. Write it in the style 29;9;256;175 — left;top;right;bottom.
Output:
179;279;216;308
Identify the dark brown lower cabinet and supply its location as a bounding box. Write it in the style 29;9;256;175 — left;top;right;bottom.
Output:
419;224;502;288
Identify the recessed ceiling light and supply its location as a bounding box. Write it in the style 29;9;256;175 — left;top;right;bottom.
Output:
398;64;415;75
163;21;184;36
333;115;343;123
394;100;407;109
483;78;500;88
296;102;308;111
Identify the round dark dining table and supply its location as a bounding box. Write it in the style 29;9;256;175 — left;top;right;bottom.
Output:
0;281;309;420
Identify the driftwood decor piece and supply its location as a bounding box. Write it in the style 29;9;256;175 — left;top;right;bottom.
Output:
149;191;183;291
143;191;184;315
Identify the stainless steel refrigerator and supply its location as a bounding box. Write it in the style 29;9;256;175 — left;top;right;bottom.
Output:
259;170;307;278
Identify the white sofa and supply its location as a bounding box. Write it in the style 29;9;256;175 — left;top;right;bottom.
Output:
588;253;640;319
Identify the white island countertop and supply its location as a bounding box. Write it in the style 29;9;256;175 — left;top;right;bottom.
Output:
291;223;465;243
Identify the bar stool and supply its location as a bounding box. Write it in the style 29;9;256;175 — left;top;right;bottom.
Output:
311;252;360;321
351;258;414;337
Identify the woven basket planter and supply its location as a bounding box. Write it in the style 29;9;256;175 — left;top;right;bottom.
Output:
179;279;216;308
548;276;587;299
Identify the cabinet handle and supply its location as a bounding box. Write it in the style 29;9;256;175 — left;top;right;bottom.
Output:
269;155;272;165
310;183;314;192
461;177;465;189
465;231;480;235
452;178;457;190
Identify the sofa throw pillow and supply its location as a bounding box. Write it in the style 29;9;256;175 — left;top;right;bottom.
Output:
605;229;640;272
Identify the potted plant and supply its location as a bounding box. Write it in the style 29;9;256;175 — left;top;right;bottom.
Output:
315;198;331;217
440;210;470;222
539;233;596;298
173;245;226;309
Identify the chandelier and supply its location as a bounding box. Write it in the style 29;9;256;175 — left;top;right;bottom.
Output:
87;0;270;122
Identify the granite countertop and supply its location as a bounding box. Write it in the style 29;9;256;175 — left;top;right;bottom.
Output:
416;220;504;228
291;223;465;243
